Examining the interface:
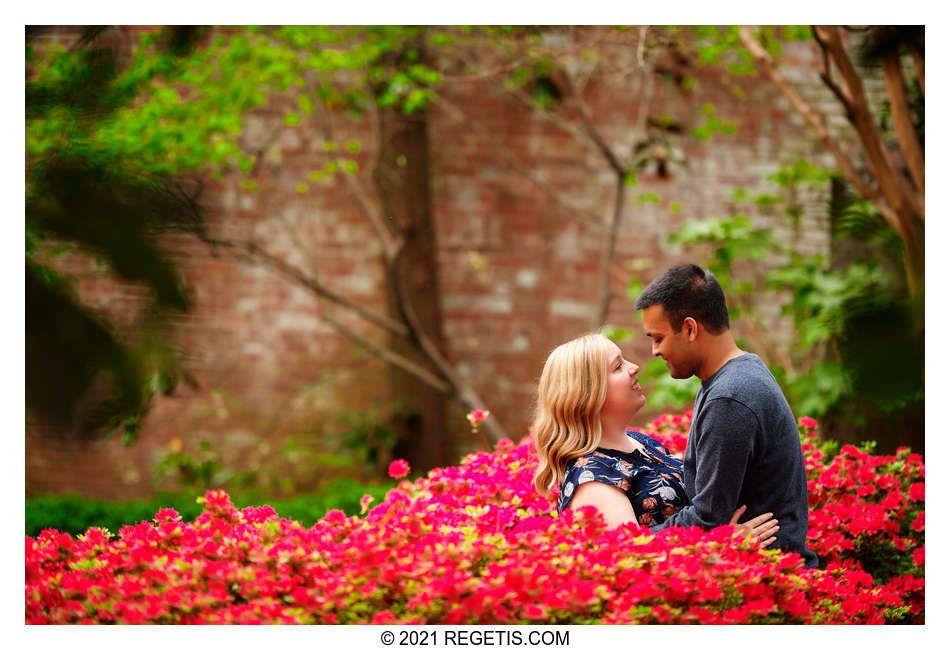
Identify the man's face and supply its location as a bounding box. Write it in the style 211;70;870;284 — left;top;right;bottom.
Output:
641;304;696;379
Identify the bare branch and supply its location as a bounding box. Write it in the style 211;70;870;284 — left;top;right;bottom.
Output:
429;94;603;227
882;52;925;195
812;26;913;218
595;176;628;327
738;27;892;227
200;235;410;339
237;118;286;178
315;102;405;260
740;25;923;295
910;47;924;96
390;250;504;445
506;86;592;147
320;312;450;393
636;26;648;68
566;74;626;175
338;170;404;261
814;36;853;110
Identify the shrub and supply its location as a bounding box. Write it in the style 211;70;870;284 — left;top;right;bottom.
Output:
26;415;923;624
26;478;392;537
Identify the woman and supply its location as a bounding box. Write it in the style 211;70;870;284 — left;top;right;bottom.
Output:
532;333;778;545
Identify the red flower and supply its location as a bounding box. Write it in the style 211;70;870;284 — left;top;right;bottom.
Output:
908;482;924;502
372;611;397;624
154;508;182;523
798;416;818;429
388;459;410;479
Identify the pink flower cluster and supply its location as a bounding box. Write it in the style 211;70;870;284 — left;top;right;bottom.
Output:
801;433;925;621
26;415;923;624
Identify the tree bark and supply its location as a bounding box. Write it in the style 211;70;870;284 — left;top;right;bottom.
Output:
373;97;451;472
738;25;924;296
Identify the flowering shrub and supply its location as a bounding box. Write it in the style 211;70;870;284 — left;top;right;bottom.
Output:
26;414;922;624
645;413;924;623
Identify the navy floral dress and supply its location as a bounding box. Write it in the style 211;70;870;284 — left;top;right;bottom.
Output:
557;429;689;526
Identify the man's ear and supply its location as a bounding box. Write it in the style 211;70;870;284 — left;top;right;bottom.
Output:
683;316;699;341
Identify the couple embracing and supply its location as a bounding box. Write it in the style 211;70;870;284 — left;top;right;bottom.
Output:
533;264;819;568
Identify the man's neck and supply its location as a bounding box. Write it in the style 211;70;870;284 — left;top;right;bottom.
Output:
696;333;744;383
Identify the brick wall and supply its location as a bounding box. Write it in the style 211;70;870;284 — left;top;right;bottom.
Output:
26;34;874;499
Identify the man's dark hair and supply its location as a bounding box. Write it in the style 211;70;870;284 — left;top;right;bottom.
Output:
634;264;730;334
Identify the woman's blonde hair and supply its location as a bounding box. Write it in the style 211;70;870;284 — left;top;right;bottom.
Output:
532;333;612;495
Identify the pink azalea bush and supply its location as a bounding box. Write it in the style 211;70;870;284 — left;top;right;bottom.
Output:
26;413;923;624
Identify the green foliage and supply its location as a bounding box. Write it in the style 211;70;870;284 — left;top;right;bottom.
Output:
778;362;851;424
26;491;203;538
26;28;211;440
25;477;394;537
26;26;453;442
639;358;701;410
766;256;895;348
768;158;834;189
689;25;811;73
154;440;229;492
335;402;400;474
691;103;737;140
600;325;633;343
662;157;921;424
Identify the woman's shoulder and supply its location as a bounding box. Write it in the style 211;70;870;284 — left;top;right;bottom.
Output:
558;451;635;513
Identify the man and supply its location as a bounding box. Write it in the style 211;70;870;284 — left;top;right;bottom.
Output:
635;263;818;567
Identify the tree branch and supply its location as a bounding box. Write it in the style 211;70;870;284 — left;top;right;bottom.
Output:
567;75;626;175
738;27;898;232
320;312;450;393
429;94;603;227
595;175;627;327
910;47;924;96
812;26;915;219
882;51;925;196
315;101;405;261
816;42;853;110
390;247;505;445
199;235;410;339
636;26;648;68
740;25;923;295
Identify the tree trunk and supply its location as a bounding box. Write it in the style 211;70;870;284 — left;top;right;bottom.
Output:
373;97;450;472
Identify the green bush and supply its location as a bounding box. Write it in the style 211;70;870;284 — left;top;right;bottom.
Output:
25;477;392;537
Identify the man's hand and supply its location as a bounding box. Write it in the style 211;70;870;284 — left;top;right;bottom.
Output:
729;504;779;548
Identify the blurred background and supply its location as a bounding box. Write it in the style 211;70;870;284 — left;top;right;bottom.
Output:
26;25;924;533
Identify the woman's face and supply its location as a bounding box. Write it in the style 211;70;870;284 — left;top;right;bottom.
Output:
600;340;646;425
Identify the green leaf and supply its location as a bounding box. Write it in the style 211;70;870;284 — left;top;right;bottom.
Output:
296;93;313;114
600;326;632;343
627;279;644;300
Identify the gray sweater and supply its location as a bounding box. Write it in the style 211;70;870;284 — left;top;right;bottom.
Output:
650;353;819;568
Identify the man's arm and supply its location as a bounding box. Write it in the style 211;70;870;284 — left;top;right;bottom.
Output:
649;398;758;532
